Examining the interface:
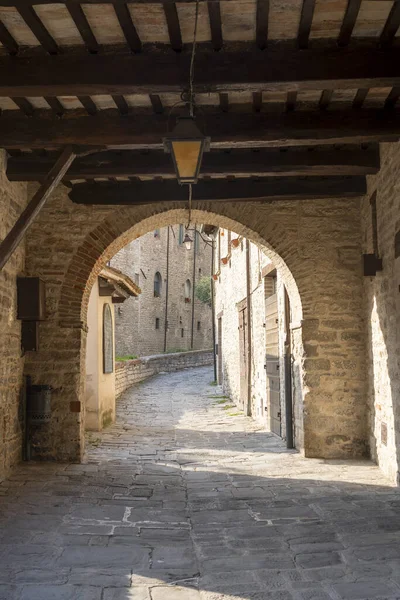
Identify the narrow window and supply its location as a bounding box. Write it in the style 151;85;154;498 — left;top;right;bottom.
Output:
181;328;184;338
155;318;160;329
154;272;162;297
198;267;202;277
178;224;184;245
197;321;201;331
184;279;191;301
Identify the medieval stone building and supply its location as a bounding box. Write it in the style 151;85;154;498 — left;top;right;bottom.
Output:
111;225;213;357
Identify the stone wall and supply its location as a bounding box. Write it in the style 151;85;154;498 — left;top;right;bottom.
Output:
111;226;213;357
0;151;27;480
362;141;400;483
115;350;214;397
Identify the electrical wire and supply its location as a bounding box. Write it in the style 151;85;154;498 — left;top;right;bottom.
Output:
189;0;200;117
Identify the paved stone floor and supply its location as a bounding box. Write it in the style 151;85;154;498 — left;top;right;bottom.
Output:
1;366;400;599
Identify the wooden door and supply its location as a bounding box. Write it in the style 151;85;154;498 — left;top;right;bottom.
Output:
265;284;281;436
238;306;247;409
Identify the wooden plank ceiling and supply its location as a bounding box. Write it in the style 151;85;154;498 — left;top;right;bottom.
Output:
0;0;399;204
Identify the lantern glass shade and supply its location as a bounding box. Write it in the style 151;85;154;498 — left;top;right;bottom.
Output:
183;233;193;251
164;117;210;185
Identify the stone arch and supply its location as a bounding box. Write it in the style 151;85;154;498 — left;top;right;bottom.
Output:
25;194;367;464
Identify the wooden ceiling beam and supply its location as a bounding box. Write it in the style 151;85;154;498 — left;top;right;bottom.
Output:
380;1;400;48
0;19;18;54
256;0;269;50
44;96;65;116
69;176;367;205
298;0;316;49
164;3;182;52
17;6;58;54
0;110;397;149
0;45;399;97
6;146;380;181
67;4;99;53
113;3;142;52
208;0;223;51
338;0;362;47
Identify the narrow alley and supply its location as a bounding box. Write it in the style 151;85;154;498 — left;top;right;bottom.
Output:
1;366;400;600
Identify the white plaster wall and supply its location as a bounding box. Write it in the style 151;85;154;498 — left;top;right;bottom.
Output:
85;283;116;431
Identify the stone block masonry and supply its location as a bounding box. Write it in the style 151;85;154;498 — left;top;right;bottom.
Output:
115;349;213;397
0;150;27;480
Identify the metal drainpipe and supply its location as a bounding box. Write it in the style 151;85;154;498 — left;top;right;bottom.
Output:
211;239;217;382
284;288;294;449
190;225;197;349
163;226;170;353
246;238;252;417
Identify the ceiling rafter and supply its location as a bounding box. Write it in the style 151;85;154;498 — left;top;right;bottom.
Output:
380;1;400;48
0;19;18;54
0;45;399;97
6;146;380;181
17;5;58;54
113;3;142;52
1;109;399;149
208;0;222;51
298;0;316;49
338;0;362;47
256;0;269;50
69;176;367;205
67;3;99;53
163;2;182;52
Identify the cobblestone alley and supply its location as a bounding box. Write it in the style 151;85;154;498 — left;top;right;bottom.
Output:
1;366;400;600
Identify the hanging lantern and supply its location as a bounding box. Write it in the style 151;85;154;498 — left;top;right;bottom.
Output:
163;117;210;185
183;232;193;251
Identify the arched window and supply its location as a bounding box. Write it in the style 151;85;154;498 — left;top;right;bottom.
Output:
154;272;162;297
185;279;191;301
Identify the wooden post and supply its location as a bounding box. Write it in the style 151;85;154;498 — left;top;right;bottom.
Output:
0;146;75;271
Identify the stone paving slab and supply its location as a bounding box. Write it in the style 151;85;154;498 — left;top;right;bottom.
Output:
1;366;400;600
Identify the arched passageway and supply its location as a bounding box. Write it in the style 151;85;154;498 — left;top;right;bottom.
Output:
23;188;367;464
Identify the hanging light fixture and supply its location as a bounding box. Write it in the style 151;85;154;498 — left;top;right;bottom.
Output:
164;117;210;185
183;232;193;251
163;0;209;186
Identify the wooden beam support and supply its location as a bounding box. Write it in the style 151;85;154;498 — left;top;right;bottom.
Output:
219;92;229;112
164;3;182;52
0;19;18;54
17;6;58;54
114;3;142;52
112;95;129;115
0;147;75;272
69;176;366;205
380;1;400;48
319;89;333;110
7;146;380;181
12;97;34;116
78;96;97;115
256;0;269;50
352;88;369;110
298;0;316;49
67;4;99;53
1;109;400;150
0;45;399;97
44;96;65;116
208;0;223;51
149;94;164;114
385;87;400;110
338;0;362;47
